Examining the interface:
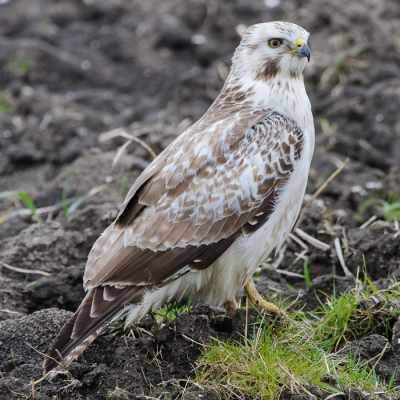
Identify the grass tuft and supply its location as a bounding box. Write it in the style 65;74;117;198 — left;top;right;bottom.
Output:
103;297;196;342
194;279;400;399
376;194;400;222
104;320;135;343
0;98;13;114
299;279;400;352
18;192;36;215
154;296;195;322
356;192;400;223
195;317;389;399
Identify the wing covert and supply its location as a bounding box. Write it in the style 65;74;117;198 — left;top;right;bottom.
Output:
84;112;303;289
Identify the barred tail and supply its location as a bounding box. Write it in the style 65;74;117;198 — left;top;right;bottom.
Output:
43;285;144;374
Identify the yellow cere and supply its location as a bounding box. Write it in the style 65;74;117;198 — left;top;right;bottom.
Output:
296;38;307;49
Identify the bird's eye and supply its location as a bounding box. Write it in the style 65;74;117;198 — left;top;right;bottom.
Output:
268;39;282;48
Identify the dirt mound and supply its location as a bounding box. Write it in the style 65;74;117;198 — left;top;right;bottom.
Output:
0;306;259;399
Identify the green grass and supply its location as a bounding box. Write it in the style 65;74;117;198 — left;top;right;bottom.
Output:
5;55;30;78
63;187;106;217
195;318;390;399
286;283;295;291
303;256;310;288
193;279;400;399
0;190;40;223
198;329;325;399
356;192;400;224
18;192;36;215
77;350;93;365
0;98;13;114
104;297;195;342
376;194;400;222
313;169;331;189
0;190;36;212
316;117;339;135
355;196;378;222
98;279;400;399
104;319;135;343
154;296;195;322
299;281;400;352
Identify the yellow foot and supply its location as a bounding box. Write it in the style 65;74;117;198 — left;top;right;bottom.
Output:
244;280;289;322
226;299;239;315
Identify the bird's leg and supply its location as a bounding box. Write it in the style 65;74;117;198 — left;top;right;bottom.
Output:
244;280;289;321
226;299;239;315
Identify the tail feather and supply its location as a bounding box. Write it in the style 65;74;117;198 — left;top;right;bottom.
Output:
43;285;144;374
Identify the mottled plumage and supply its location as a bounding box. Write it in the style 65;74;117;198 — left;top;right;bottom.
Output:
44;21;314;374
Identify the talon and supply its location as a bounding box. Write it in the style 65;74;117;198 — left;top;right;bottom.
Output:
226;299;239;315
244;280;289;322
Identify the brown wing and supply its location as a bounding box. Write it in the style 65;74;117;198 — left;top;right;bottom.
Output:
84;112;304;289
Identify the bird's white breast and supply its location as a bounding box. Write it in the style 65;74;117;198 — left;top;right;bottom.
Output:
174;77;315;304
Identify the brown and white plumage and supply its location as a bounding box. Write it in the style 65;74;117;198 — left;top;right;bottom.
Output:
44;21;314;374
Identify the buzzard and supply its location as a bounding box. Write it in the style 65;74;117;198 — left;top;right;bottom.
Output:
44;21;313;374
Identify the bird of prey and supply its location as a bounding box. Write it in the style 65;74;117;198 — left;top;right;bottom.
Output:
44;21;313;374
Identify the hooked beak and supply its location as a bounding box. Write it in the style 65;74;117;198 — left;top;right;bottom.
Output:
294;38;310;62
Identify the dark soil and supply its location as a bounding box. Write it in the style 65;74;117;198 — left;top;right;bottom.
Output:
1;0;400;399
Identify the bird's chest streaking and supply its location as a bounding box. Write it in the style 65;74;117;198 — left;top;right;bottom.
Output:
234;127;312;281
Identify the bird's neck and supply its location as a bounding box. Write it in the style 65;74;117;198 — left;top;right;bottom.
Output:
222;70;313;134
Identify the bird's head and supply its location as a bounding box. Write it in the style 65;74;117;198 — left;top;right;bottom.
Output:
232;22;311;82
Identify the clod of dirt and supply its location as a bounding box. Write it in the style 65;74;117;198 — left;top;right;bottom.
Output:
0;309;72;369
341;334;400;387
344;222;400;281
2;221;87;274
1;222;88;315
